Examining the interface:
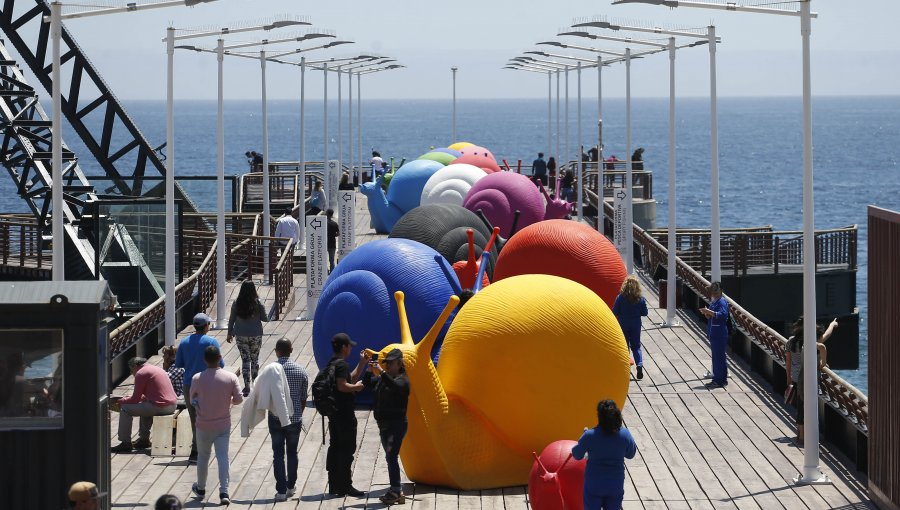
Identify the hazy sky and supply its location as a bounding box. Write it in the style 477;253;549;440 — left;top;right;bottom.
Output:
13;0;900;100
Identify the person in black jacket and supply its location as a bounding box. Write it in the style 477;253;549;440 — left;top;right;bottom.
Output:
362;348;410;505
325;209;340;272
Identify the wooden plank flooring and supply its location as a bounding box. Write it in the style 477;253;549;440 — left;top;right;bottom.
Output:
111;196;874;509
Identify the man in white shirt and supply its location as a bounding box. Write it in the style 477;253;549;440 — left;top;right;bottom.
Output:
274;208;301;250
369;151;384;179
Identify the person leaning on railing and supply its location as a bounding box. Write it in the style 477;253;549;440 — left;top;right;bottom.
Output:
784;316;837;446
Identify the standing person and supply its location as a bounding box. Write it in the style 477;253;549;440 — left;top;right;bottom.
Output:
190;346;243;506
571;400;637;510
270;338;309;502
67;481;105;510
325;209;340;272
531;152;548;187
325;333;367;498
338;172;354;190
612;275;649;381
588;145;599;162
362;349;410;505
700;282;730;388
175;313;224;464
631;147;645;171
309;181;327;216
785;317;837;446
547;156;557;189
253;151;264;172
274;207;301;250
226;280;269;397
560;170;575;203
111;357;177;452
370;151;385;179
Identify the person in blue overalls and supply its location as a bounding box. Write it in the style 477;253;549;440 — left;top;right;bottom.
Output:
612;275;649;380
572;399;638;510
700;281;730;388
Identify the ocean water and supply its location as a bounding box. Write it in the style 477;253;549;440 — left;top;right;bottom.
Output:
2;96;898;393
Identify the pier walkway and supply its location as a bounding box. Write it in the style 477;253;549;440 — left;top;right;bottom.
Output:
109;197;873;509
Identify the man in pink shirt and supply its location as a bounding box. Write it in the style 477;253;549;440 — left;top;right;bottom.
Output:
190;345;243;506
111;357;177;453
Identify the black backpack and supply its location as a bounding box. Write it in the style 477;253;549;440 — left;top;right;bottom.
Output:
311;361;338;417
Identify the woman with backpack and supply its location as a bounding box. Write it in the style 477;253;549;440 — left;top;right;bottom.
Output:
362;349;410;505
700;281;730;388
785;317;837;446
227;280;269;396
572;399;637;510
612;275;649;380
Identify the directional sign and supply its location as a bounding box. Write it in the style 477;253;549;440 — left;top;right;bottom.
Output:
613;189;628;262
338;191;356;258
326;160;340;215
300;214;328;320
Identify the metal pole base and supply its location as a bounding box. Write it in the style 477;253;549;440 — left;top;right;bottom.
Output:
214;319;227;330
295;314;313;322
793;471;831;486
660;320;682;328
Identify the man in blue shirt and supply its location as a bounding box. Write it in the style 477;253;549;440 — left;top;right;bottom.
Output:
532;152;548;187
175;312;224;463
270;338;309;502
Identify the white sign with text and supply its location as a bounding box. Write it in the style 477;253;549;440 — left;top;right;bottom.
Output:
613;189;628;262
326;160;340;214
338;191;356;257
300;215;328;320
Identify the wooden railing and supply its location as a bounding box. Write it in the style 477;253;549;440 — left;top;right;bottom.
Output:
645;225;858;277
0;215;46;271
107;240;217;358
271;239;295;321
182;212;261;237
588;191;869;433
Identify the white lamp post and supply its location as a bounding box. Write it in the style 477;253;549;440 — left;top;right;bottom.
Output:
451;66;458;141
613;0;825;484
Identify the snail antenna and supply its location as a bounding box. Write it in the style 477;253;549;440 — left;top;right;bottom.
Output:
434;255;463;295
555;171;562;198
472;251;490;292
501;159;512;172
483;226;500;254
466;228;476;266
509;210;522;238
393;291;414;346
474;209;494;232
531;452;549;475
417;294;460;357
538;181;552;203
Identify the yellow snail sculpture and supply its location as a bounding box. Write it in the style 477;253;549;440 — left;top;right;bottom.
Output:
370;274;630;490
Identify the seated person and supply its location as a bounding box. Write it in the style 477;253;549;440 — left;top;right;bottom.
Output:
111;357;178;452
162;346;186;406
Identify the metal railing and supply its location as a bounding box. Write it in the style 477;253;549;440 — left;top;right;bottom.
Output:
108;240;217;358
590;195;869;432
645;226;858;277
0;215;46;272
238;165;326;213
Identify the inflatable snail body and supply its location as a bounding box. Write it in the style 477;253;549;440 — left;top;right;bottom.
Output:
420;163;487;207
311;238;460;373
373;275;629;490
453;145;502;173
463;171;545;238
494;219;627;306
418;151;457;166
448;141;474;151
359;159;445;234
389;204;499;280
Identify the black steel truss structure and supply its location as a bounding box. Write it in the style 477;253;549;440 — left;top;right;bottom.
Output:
0;0;170;198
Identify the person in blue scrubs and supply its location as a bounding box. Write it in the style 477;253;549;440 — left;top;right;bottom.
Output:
700;281;730;388
572;399;638;510
612;275;650;380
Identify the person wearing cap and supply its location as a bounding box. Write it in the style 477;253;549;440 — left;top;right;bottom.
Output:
362;348;410;505
67;481;105;509
111;357;177;453
325;333;367;498
189;345;243;506
175;312;224;463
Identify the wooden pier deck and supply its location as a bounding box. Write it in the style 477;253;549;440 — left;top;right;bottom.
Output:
110;197;874;509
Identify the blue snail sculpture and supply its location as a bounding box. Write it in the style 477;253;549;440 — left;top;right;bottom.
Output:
358;159;445;234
